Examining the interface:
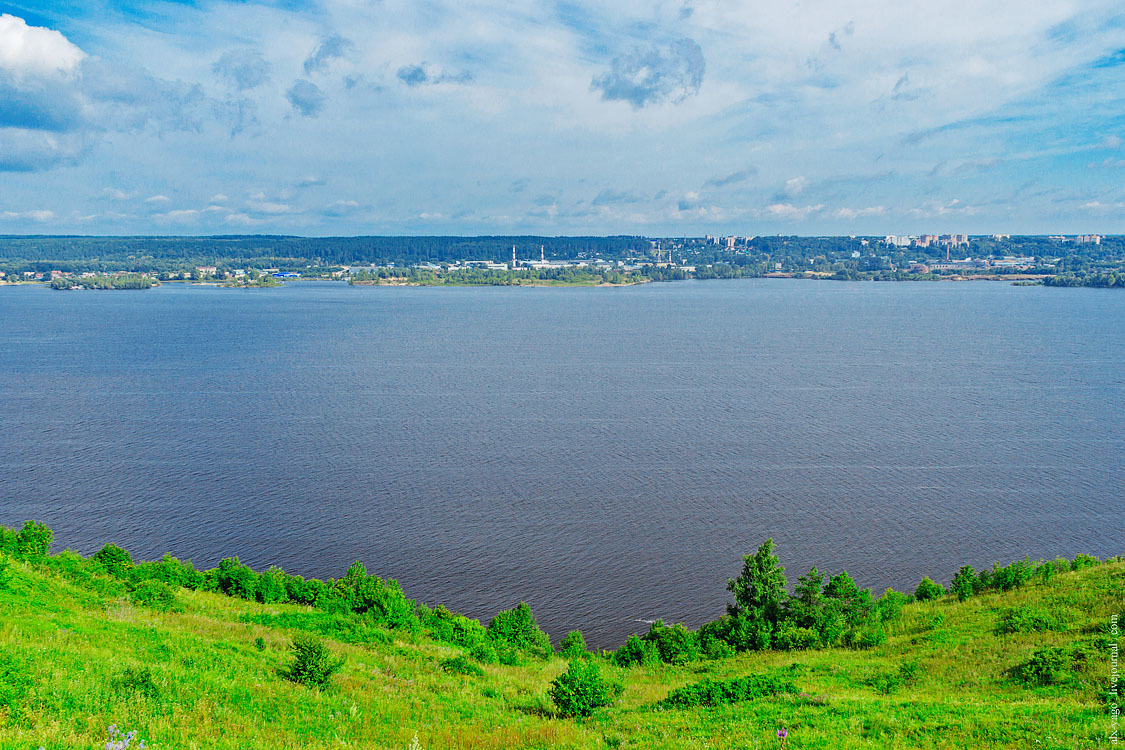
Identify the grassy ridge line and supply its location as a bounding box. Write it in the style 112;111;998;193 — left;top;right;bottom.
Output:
1;537;1120;748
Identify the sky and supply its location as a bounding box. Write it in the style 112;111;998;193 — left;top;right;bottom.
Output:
0;0;1123;237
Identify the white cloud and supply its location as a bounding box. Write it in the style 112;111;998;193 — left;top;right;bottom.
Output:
0;14;85;79
144;194;171;204
2;208;55;221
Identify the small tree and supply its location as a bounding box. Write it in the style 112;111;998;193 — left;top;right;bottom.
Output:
727;538;788;628
913;577;944;602
93;544;134;578
950;565;978;601
487;602;552;660
15;521;52;559
558;630;588;659
282;634;344;687
549;659;620;717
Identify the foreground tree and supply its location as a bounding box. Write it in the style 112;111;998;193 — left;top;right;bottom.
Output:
727;538;788;628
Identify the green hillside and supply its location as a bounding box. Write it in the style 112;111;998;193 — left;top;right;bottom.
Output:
0;523;1119;749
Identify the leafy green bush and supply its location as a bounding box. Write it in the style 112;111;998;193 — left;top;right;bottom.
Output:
0;526;16;556
643;621;701;664
866;661;922;695
132;553;205;589
913;577;944;602
112;665;159;697
333;562;419;630
950;565;978;601
559;630;588;659
254;636;267;651
774;625;819;651
613;635;660;667
93;544;133;577
214;557;259;600
130;580;177;611
874;589;909;623
487;602;552;660
660;673;797;708
440;655;484;676
995;606;1068;635
0;555;12;590
549;659;621;717
256;566;289;604
282;634;345;687
1070;554;1100;571
422;605;489;651
984;558;1033;591
1008;646;1075;687
15;520;52;559
855;627;887;649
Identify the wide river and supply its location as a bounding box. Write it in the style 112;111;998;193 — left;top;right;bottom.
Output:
2;279;1122;646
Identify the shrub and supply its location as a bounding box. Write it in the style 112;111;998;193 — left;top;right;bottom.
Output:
112;665;159;697
0;526;16;555
995;606;1068;635
423;605;489;651
613;635;660;667
987;558;1034;591
130;580;177;612
0;555;12;589
93;544;134;577
282;634;345;687
487;602;552;660
643;621;701;664
874;589;909;623
440;655;484;676
1008;646;1074;687
950;565;978;601
660;673;798;708
867;661;922;695
215;557;259;600
913;577;944;602
701;613;772;652
469;641;499;664
132;554;204;589
559;630;589;659
549;659;620;717
773;625;819;651
256;566;289;604
333;562;419;630
856;627;887;650
15;520;52;559
254;637;267;651
1071;554;1100;571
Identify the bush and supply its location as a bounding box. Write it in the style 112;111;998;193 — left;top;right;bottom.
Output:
215;557;259;600
130;580;177;612
559;630;589;659
995;606;1068;635
660;673;798;708
256;566;289;604
15;520;52;559
132;554;204;589
487;602;552;660
0;526;16;556
950;565;978;601
867;661;922;695
112;665;159;697
874;589;909;623
613;635;660;667
440;655;485;676
333;562;419;630
986;558;1034;592
549;659;620;717
1071;554;1100;571
93;544;133;577
423;605;489;651
282;634;345;687
469;641;499;664
1008;646;1075;687
774;625;819;651
913;577;943;602
856;627;887;650
643;621;701;664
0;555;12;589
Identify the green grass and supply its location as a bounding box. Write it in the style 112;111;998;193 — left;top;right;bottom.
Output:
0;554;1119;749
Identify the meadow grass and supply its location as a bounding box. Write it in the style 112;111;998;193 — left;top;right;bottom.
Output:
0;554;1119;749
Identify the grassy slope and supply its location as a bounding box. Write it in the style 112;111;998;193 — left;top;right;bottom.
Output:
1;558;1119;750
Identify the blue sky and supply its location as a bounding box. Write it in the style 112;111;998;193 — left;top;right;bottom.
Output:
1;0;1123;236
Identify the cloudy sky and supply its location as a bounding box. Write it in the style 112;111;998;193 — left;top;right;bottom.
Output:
1;0;1123;236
